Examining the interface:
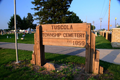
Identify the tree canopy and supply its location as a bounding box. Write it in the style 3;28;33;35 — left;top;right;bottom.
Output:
91;25;96;30
21;17;28;29
8;15;22;30
117;26;120;28
31;0;73;24
66;12;83;23
26;13;34;29
0;0;1;1
8;14;36;30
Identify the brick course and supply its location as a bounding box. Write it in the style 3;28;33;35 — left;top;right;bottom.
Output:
111;28;120;47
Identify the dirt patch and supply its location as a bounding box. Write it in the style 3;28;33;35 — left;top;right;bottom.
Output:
6;60;114;80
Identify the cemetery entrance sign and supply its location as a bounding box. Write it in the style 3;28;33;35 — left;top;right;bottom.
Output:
42;24;86;47
31;23;103;74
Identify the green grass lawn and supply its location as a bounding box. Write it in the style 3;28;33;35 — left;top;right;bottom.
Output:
0;33;34;44
95;35;113;49
0;48;85;80
0;33;119;49
0;48;120;80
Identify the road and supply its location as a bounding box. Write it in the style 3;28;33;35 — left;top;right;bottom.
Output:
0;42;120;65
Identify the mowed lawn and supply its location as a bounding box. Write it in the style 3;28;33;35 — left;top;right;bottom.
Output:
0;48;120;80
0;33;118;49
0;33;34;44
95;35;113;49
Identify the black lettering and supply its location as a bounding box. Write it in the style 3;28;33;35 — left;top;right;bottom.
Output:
52;25;53;29
57;33;61;37
52;33;56;37
82;41;85;46
58;25;60;30
63;33;66;37
83;34;85;37
73;41;75;45
61;25;63;29
54;26;57;29
66;25;69;29
43;33;45;37
63;25;66;29
51;25;73;30
47;33;50;36
78;34;82;37
70;25;73;29
73;41;85;46
74;33;77;37
68;33;73;37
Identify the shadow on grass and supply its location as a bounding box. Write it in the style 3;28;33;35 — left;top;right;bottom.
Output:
99;60;114;70
67;48;85;55
44;45;86;63
45;52;85;64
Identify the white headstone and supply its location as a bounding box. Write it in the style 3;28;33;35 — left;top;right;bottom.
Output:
7;36;8;38
1;31;3;35
17;33;19;39
21;38;24;40
95;32;97;36
22;35;25;37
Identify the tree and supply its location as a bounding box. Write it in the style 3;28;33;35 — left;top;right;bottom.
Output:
0;0;2;3
4;29;11;32
117;26;120;28
32;24;37;29
8;14;22;30
26;13;34;31
91;25;96;30
31;0;73;24
21;17;28;30
66;12;83;23
118;0;120;3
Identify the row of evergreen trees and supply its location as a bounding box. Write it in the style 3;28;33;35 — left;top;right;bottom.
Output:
8;13;36;30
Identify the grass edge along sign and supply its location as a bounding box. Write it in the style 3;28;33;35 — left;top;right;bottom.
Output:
31;23;103;74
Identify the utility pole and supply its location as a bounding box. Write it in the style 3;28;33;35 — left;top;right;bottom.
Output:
115;17;117;28
86;16;87;23
108;0;111;31
14;0;19;63
117;23;118;28
100;18;102;30
93;21;94;31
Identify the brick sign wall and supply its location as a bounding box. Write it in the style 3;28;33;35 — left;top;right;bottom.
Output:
111;28;120;47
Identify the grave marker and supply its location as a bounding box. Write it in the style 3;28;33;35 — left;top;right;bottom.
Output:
95;32;97;36
1;31;3;35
